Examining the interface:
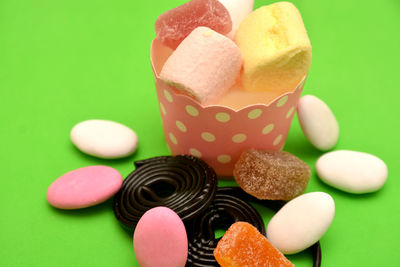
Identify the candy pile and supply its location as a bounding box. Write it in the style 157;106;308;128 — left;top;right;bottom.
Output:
111;157;323;266
156;0;312;107
44;0;389;266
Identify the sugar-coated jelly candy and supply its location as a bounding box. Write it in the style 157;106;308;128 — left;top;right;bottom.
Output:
155;0;232;49
234;149;310;200
214;222;294;267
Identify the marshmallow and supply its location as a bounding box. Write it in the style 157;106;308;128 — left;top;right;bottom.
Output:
160;27;242;105
235;2;312;94
218;0;254;39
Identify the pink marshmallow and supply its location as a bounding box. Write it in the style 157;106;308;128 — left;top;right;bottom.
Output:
160;27;242;105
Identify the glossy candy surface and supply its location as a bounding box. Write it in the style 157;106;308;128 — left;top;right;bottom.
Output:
297;95;339;151
133;207;188;267
267;192;335;254
47;166;122;209
113;155;218;232
316;150;388;193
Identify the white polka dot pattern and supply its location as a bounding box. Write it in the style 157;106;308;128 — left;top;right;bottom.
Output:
262;124;274;135
176;121;187;132
201;132;216;142
189;148;202;158
185;105;199;117
248;109;262;119
286;106;295;119
169;133;178;145
164;90;173;103
153;49;306;176
215;112;231;122
277;95;289;107
273;135;283;146
232;134;247;143
217;155;231;163
160;102;166;115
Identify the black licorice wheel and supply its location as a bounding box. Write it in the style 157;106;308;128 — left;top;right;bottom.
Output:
186;187;322;267
186;187;265;267
113;155;218;232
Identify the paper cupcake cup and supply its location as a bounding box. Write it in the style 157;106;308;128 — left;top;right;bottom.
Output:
151;39;305;177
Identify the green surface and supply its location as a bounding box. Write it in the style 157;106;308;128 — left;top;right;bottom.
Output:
1;0;399;266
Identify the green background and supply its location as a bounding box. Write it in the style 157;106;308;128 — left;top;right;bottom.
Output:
1;0;399;266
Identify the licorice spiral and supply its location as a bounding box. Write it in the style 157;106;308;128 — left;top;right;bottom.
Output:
186;187;265;267
186;187;322;267
113;155;218;232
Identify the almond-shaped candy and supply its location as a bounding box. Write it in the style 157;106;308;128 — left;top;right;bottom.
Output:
267;192;335;254
316;150;388;193
47;166;123;209
234;150;310;201
134;207;188;267
297;95;339;151
70;119;138;159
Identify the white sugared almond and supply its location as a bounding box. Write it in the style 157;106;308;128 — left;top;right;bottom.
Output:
316;150;388;193
267;192;335;254
297;95;339;151
70;119;138;159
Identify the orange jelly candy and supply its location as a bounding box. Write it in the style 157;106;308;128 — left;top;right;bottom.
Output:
214;222;293;267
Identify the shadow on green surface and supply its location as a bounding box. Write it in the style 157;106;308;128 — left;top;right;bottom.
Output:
48;198;114;217
284;135;322;160
69;143;138;167
286;249;314;266
314;174;385;200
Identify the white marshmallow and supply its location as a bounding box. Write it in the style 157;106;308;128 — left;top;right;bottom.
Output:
218;0;254;39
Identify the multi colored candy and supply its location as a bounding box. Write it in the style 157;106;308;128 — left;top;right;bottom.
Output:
214;222;294;267
234;149;311;200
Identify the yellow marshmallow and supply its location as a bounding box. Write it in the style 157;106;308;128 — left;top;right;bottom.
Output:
235;2;312;93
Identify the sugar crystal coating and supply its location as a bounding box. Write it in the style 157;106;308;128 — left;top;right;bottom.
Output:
214;222;294;267
155;0;232;49
234;149;310;200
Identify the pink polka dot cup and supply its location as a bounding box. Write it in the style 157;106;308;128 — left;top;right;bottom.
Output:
151;39;305;177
